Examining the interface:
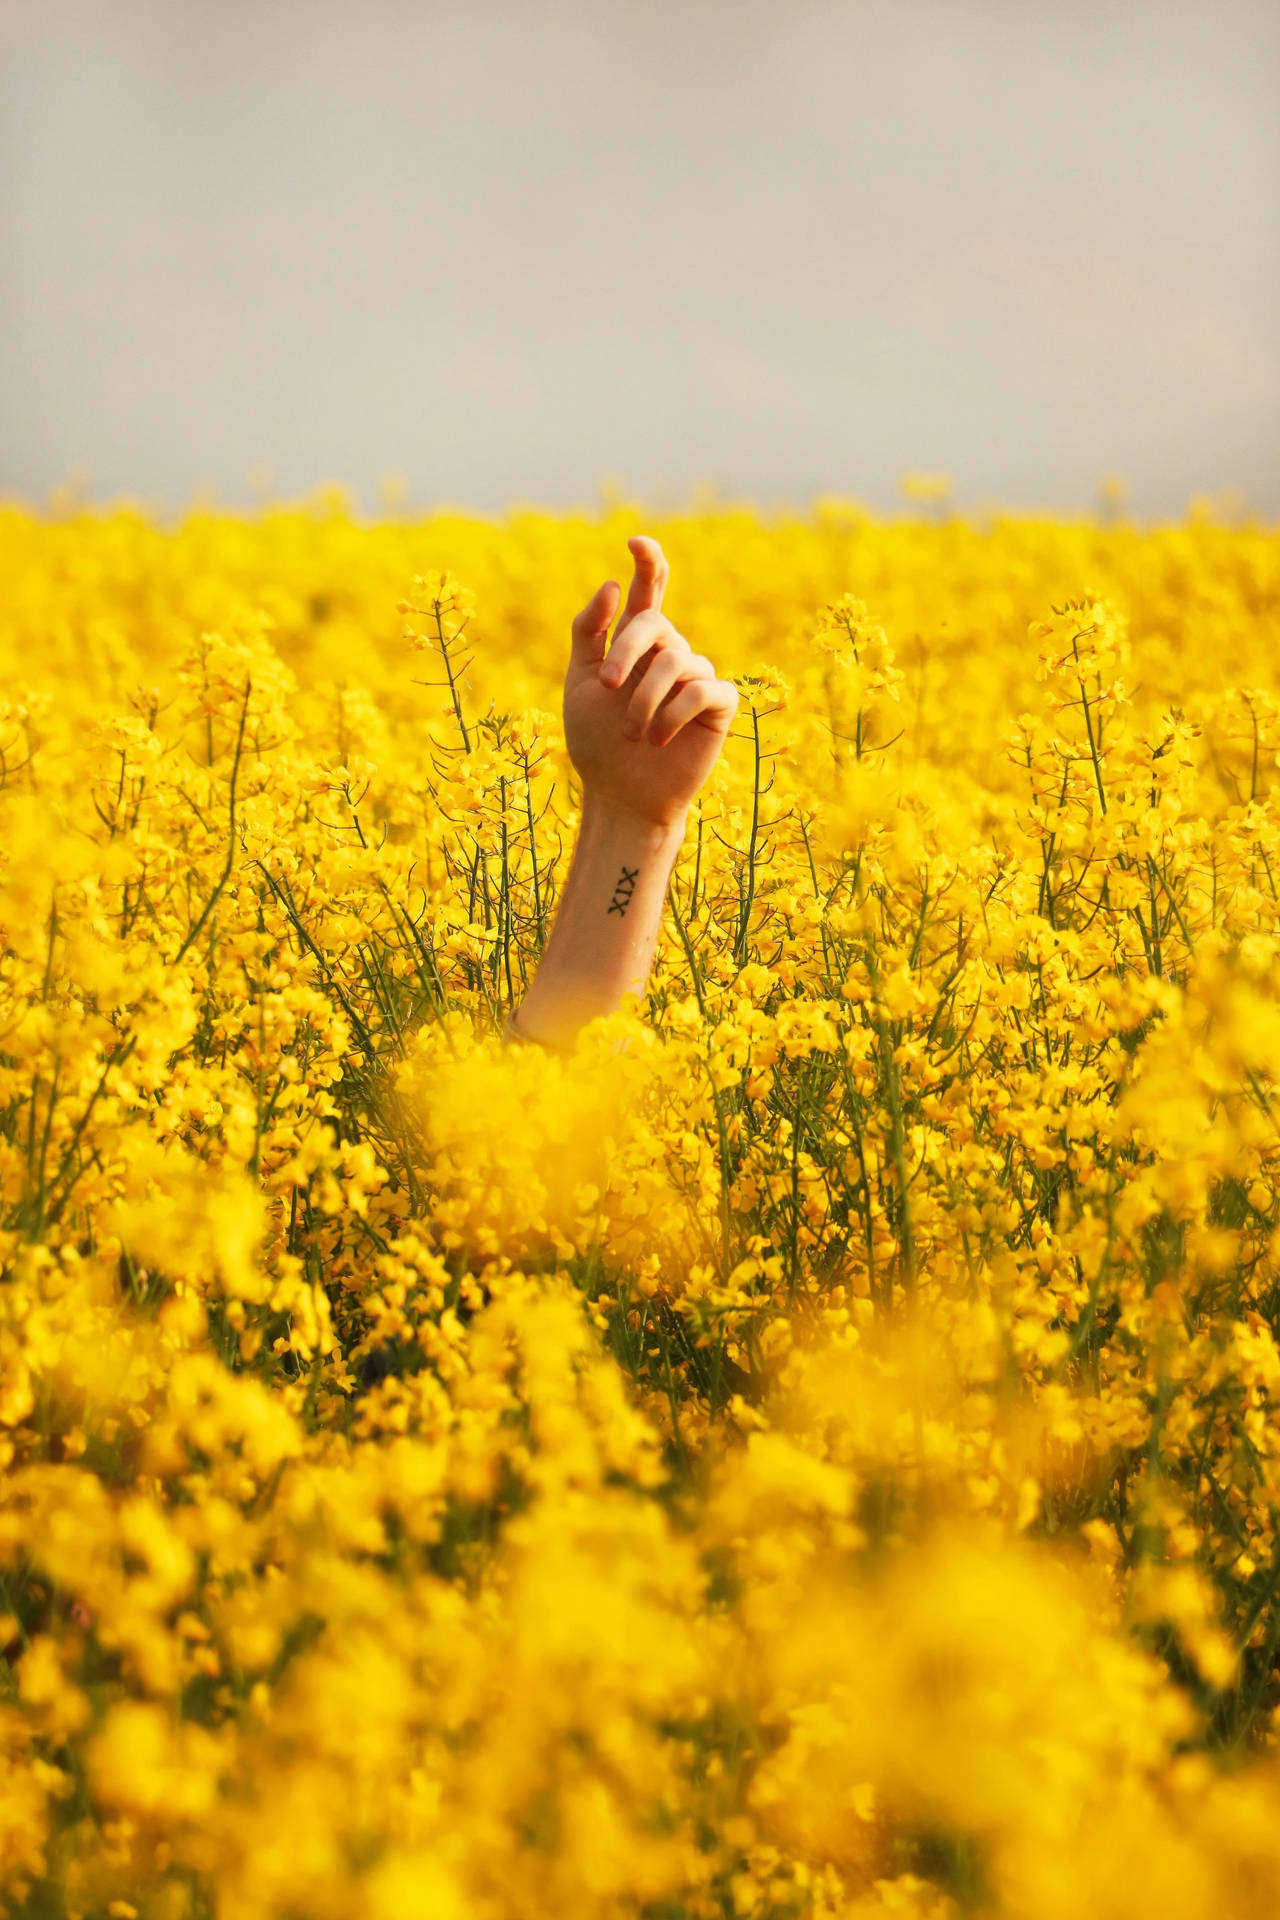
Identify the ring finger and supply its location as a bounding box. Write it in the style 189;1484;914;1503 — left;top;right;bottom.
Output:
624;651;717;742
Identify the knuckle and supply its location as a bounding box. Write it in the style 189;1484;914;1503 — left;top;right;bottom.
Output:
641;611;678;645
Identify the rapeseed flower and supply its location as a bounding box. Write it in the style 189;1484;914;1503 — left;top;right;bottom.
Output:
1;493;1279;1916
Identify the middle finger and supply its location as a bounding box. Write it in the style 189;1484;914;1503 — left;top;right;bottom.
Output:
624;647;703;742
599;608;683;689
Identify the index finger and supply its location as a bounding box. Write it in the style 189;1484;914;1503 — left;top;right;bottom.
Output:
610;535;669;646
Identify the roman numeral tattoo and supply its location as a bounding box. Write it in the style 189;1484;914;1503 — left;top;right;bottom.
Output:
608;864;639;916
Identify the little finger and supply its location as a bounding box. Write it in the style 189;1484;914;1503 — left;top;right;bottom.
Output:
649;677;740;748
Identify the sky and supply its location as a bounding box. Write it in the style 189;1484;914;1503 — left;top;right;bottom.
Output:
2;0;1277;520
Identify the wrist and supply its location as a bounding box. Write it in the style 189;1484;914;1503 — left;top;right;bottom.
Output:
577;795;689;851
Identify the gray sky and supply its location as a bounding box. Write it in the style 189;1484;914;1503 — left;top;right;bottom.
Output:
2;0;1277;519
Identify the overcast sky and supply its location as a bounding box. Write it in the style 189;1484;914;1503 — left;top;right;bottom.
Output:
2;0;1277;519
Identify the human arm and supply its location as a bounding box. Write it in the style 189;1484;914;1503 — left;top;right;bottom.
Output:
506;536;738;1051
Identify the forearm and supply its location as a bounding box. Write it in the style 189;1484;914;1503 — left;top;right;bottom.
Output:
509;799;688;1049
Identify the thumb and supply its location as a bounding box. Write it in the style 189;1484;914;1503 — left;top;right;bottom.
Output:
569;579;621;670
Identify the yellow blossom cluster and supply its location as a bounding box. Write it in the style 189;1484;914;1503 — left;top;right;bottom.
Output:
1;488;1280;1918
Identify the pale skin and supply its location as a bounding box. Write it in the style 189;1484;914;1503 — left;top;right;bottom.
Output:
508;535;739;1050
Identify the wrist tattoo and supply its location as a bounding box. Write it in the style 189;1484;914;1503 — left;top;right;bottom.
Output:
608;864;639;916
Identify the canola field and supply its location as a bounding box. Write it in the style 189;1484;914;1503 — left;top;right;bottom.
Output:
3;490;1280;1920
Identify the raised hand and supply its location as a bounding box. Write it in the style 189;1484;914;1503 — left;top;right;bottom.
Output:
563;536;739;829
505;536;738;1052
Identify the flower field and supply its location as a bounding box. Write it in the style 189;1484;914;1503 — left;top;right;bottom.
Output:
4;489;1280;1918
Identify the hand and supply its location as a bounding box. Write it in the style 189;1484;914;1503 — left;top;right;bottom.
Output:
563;536;740;830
